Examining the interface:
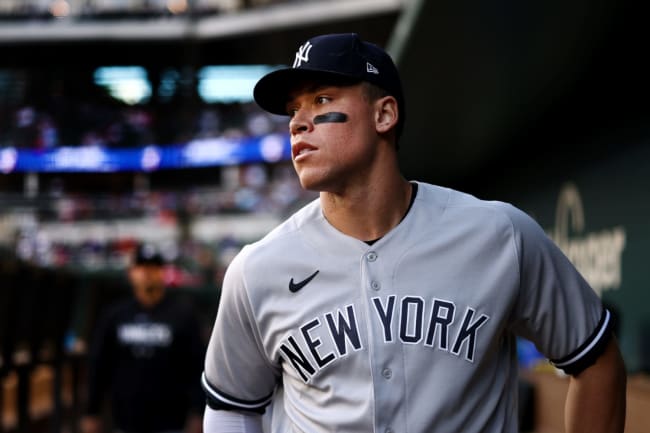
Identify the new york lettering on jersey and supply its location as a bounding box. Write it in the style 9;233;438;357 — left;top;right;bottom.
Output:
279;295;490;382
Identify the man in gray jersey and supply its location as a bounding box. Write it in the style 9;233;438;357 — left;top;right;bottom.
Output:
202;33;626;432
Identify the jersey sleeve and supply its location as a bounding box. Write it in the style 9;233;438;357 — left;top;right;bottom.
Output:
505;204;612;375
202;246;280;413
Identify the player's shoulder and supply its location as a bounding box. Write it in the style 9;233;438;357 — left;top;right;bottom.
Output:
415;181;540;232
227;198;322;265
415;181;513;212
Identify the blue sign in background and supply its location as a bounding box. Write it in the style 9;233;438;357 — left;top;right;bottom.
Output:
0;133;291;173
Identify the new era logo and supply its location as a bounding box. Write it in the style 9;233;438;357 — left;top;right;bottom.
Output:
366;62;379;74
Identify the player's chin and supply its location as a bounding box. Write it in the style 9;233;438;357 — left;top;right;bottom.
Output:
297;176;321;192
296;169;330;192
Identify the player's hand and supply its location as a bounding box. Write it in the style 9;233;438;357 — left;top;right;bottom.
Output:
80;415;103;433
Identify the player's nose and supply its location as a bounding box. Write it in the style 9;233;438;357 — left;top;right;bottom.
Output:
289;109;313;135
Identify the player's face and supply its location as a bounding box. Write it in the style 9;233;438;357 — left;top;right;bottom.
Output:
286;82;382;193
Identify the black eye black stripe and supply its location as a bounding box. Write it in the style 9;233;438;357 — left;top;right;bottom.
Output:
314;112;348;124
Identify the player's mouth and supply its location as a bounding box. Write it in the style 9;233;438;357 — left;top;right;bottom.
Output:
292;142;317;161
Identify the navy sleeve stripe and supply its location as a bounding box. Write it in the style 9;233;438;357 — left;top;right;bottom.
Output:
201;372;273;410
551;308;611;371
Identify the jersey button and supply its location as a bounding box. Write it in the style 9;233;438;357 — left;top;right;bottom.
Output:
370;281;381;291
367;251;378;262
382;368;392;379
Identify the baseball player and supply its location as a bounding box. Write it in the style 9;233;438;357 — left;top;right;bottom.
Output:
202;33;626;432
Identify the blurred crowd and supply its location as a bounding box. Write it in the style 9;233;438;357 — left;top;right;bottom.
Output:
11;235;245;289
0;76;295;293
0;0;318;290
0;65;300;301
25;163;307;221
0;0;307;21
0;99;286;150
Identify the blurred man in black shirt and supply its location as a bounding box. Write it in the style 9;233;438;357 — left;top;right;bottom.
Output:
82;244;204;433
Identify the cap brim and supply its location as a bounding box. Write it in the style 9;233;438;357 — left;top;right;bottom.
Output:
253;68;361;116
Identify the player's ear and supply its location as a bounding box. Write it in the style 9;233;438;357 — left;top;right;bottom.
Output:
374;95;398;135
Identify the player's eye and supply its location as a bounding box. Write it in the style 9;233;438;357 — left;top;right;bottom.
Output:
316;95;331;105
286;107;298;117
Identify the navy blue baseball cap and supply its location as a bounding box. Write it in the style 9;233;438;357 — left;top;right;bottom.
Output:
254;33;405;136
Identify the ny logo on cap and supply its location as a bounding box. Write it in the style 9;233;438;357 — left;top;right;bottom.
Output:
293;41;313;68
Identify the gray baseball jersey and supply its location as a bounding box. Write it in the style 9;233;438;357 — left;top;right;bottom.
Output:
203;182;611;432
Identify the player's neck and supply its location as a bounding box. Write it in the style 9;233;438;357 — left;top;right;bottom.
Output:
320;174;413;243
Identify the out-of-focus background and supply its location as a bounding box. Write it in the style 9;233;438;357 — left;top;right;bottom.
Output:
0;0;648;432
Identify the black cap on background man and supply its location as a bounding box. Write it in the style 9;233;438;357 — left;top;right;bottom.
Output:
133;243;165;267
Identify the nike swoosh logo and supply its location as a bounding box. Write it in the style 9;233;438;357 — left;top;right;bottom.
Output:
289;270;320;293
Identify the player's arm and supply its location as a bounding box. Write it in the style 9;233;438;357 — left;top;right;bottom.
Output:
203;406;263;433
203;247;279;430
564;336;626;433
506;206;627;432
